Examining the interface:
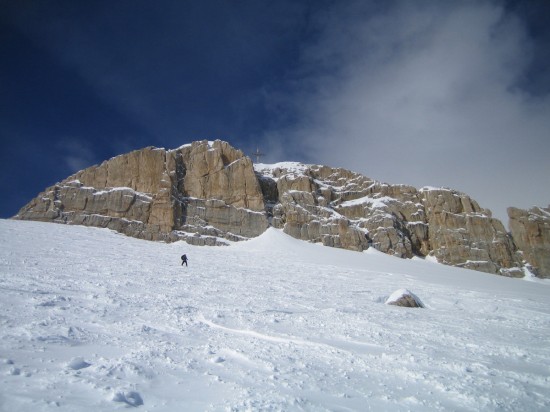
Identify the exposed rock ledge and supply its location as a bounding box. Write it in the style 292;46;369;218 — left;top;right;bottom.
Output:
14;140;549;278
508;206;550;278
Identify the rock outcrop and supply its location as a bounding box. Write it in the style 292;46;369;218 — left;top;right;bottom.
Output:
421;188;520;276
14;139;547;278
255;163;521;276
508;206;550;278
15;140;269;245
385;289;425;308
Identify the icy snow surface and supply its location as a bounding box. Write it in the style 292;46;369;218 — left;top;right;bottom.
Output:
1;219;550;411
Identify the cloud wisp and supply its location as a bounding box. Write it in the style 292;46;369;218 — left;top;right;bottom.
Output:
266;1;550;223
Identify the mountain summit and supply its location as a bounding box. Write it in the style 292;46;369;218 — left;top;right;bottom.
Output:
14;140;550;278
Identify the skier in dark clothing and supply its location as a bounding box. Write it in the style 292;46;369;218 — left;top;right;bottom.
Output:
181;254;188;267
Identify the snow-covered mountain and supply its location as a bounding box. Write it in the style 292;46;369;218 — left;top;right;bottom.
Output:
1;219;549;410
13;140;550;278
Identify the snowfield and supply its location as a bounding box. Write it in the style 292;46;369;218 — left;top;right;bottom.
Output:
1;219;550;411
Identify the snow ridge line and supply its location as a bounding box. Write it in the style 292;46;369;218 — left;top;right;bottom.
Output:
198;315;313;346
197;315;384;357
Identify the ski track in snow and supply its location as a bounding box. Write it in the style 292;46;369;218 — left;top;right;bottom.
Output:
1;219;550;411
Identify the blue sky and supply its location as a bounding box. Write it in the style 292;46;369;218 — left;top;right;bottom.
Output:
1;0;549;224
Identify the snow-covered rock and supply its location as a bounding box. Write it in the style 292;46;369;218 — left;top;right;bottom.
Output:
385;289;425;308
67;357;91;370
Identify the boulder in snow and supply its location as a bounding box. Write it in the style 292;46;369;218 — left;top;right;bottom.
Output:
67;357;91;370
113;391;144;407
385;288;424;308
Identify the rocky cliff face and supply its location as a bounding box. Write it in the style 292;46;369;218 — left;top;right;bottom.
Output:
14;140;547;278
508;206;550;278
255;163;521;277
16;140;269;246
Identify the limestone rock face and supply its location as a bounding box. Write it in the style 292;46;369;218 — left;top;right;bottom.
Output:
263;164;370;252
508;206;550;278
255;163;520;275
421;188;520;275
178;141;264;211
72;146;167;193
15;140;268;244
14;139;545;278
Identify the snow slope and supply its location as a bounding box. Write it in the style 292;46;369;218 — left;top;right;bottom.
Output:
1;219;549;411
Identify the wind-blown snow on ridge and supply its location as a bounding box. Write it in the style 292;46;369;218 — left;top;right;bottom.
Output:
1;219;549;411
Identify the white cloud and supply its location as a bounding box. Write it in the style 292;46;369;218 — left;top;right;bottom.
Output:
57;140;97;173
267;0;550;224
